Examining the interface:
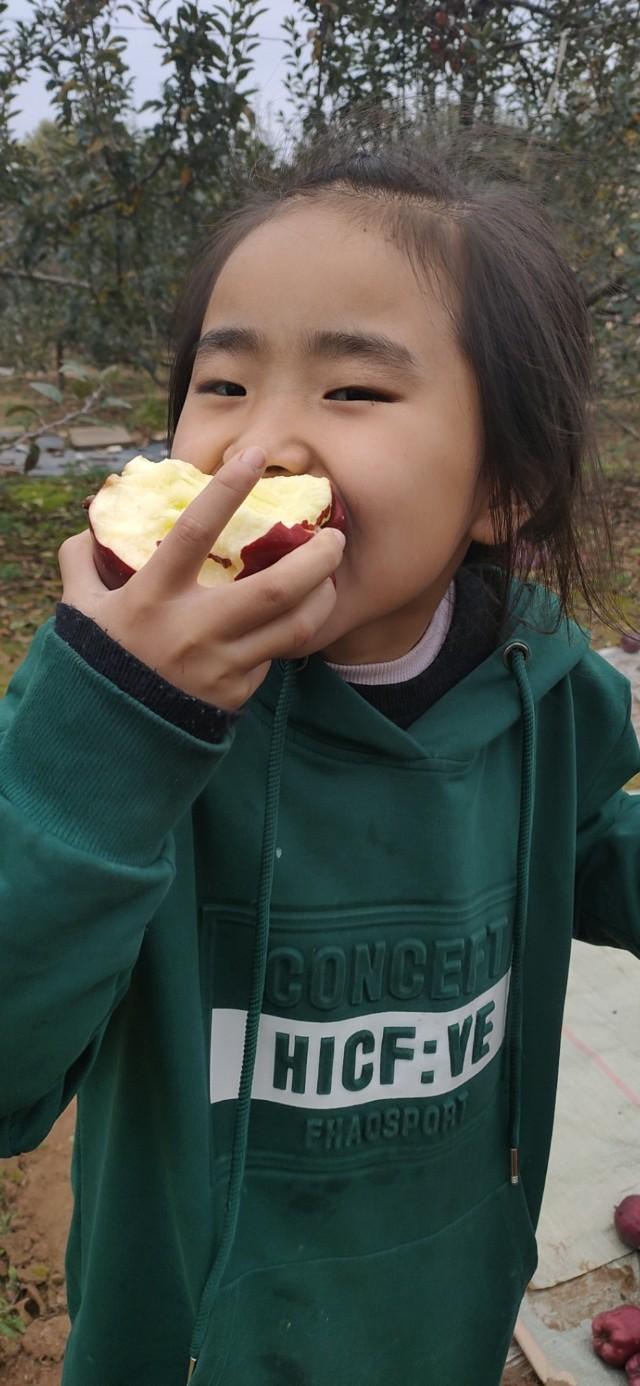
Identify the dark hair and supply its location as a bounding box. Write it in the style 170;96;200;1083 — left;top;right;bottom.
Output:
168;109;619;639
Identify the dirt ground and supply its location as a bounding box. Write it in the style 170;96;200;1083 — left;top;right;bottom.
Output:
0;1107;74;1383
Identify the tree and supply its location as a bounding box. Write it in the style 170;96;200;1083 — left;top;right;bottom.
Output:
279;0;640;402
0;0;276;376
0;0;637;407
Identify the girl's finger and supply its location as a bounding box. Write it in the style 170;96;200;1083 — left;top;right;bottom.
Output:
229;574;339;669
216;526;346;640
139;446;267;593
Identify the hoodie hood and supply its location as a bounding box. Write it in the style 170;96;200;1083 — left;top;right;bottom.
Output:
253;581;589;763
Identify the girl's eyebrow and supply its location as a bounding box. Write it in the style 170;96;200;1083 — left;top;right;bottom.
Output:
194;325;423;378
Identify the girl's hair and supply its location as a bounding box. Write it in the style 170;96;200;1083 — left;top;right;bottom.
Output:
167;108;619;639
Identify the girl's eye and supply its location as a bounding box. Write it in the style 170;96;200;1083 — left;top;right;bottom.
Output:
195;380;245;397
326;387;392;403
194;381;393;402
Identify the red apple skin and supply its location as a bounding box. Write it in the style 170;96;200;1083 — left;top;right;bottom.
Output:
237;494;347;579
87;516;136;591
87;490;347;590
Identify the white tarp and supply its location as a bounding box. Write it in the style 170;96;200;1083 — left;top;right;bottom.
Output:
518;935;640;1382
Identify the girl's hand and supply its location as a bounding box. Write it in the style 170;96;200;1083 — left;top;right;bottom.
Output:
57;447;346;711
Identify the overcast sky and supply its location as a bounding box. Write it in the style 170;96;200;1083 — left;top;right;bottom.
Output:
6;0;297;140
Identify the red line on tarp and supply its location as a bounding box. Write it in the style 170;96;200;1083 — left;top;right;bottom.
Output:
562;1024;640;1108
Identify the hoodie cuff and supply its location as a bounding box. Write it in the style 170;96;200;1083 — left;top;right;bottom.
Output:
2;623;236;864
55;603;237;745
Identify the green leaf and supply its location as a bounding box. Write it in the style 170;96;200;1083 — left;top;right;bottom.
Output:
4;404;41;420
104;396;132;409
61;359;94;379
29;382;63;404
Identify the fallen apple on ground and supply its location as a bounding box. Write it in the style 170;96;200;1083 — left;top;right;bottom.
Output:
615;1195;640;1250
83;455;347;590
592;1305;640;1366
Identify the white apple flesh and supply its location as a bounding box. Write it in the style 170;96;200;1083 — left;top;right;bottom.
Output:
83;455;347;590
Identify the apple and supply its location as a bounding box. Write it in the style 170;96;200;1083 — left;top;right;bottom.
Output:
83;455;347;590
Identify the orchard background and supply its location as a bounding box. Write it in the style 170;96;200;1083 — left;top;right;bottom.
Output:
0;0;639;1381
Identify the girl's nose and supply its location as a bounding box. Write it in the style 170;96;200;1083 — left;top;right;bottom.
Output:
222;442;316;477
259;451;312;478
264;461;306;477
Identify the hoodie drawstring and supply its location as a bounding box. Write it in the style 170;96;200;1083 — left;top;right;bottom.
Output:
188;643;536;1377
187;662;296;1381
502;641;536;1186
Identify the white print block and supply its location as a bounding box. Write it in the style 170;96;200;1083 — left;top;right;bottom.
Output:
210;971;509;1110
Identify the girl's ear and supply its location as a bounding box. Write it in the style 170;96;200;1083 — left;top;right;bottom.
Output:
469;490;529;547
469;505;499;547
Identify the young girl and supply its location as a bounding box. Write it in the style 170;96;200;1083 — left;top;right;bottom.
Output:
1;119;639;1386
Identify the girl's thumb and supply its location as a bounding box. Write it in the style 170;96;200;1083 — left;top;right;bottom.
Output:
58;527;108;600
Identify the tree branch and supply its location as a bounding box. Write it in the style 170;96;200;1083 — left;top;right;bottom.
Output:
599;406;640;443
495;0;564;19
516;49;543;118
0;380;107;454
70;140;176;220
70;88;188;223
0;267;91;290
586;276;627;307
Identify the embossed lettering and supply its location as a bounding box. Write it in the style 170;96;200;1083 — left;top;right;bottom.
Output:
389;939;427;1000
432;939;465;999
472;1000;495;1062
302;1091;470;1151
365;1111;382;1141
342;1030;375;1092
351;941;386;1005
401;1107;420;1137
273;1032;309;1093
324;1117;343;1151
345;1115;362;1147
421;1038;437;1084
316;1036;335;1096
265;948;304;1008
382;1107;400;1138
441;1098;457;1132
463;928;487;994
380;1027;416;1084
447;1014;473;1077
304;1118;323;1149
423;1103;440;1135
310;947;347;1010
487;920;509;977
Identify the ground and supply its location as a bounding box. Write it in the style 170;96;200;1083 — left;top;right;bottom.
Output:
0;381;638;1384
0;1109;74;1383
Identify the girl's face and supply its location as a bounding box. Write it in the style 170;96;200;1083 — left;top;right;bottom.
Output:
172;202;495;664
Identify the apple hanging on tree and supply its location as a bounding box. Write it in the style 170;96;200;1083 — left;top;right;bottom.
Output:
83;455;347;590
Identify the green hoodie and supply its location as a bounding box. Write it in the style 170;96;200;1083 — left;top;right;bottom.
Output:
1;583;639;1386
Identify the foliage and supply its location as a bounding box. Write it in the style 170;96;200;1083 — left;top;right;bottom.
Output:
0;1;277;377
0;0;637;404
279;0;640;402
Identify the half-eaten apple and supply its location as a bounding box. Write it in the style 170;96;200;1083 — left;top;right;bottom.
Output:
83;455;347;590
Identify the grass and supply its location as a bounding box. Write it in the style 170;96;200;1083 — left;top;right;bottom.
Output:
0;468;108;692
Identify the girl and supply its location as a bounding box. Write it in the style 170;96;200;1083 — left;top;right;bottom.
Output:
1;117;639;1386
